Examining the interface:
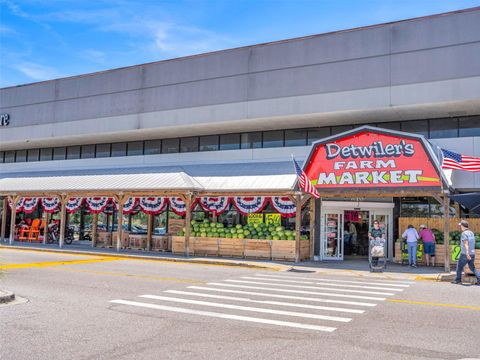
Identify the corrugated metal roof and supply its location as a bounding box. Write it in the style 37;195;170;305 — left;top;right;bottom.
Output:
195;175;296;192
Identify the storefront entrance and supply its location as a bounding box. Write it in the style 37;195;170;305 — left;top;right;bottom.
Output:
318;201;393;261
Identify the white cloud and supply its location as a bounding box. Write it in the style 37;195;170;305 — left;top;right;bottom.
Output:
14;62;61;81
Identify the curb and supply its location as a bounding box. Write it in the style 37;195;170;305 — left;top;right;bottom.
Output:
0;245;288;271
0;290;15;304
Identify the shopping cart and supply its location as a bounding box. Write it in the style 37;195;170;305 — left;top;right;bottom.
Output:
369;237;387;272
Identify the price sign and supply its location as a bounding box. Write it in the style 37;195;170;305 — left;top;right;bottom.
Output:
451;245;461;262
416;243;423;260
265;213;281;226
247;214;263;225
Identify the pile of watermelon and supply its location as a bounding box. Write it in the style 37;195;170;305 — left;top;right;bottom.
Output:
177;220;308;240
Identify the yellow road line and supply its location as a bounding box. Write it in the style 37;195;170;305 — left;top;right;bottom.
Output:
52;266;207;284
0;257;122;270
387;298;480;311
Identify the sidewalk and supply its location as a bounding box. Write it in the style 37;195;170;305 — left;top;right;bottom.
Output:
0;241;454;281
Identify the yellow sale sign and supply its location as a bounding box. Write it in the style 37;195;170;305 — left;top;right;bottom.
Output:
265;213;281;226
247;214;263;224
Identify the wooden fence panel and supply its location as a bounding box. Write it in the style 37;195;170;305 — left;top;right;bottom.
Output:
399;217;480;235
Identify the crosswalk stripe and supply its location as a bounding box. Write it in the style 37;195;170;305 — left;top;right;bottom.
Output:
256;274;412;287
207;283;386;301
110;299;337;332
249;276;404;292
165;290;365;314
139;294;352;322
188;286;377;307
225;279;395;296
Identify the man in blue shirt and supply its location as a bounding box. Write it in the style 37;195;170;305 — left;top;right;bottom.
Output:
452;220;480;285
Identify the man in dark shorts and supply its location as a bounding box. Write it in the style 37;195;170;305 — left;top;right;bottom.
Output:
452;220;480;285
419;224;436;267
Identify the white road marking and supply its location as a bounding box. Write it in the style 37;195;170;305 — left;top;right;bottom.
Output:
256;274;412;287
165;290;365;314
225;279;395;296
207;283;386;301
139;294;352;322
249;276;404;292
110;299;337;332
188;286;377;307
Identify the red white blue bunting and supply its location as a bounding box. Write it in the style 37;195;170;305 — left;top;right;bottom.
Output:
22;197;39;214
198;197;230;216
269;196;296;218
112;197;138;214
8;198;25;212
168;197;187;216
232;197;268;216
65;197;83;214
139;197;167;215
85;197;110;214
41;197;61;213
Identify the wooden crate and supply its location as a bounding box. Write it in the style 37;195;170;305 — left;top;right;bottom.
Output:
171;236;185;254
245;239;271;259
128;234;147;249
300;240;311;260
96;232;111;247
192;237;220;256
218;238;244;258
151;236;169;251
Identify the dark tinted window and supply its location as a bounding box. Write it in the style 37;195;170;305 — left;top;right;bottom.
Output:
377;122;401;131
40;148;53;161
220;134;240;150
241;132;262;149
459;116;480;137
111;143;127;157
127;141;143;156
401;120;428;137
27;149;39;162
199;135;219;151
331;125;353;135
429;118;458;138
53;147;66;160
162;138;179;154
180;137;198;153
67;146;81;159
262;130;284;148
4;151;15;163
0;152;3;163
96;143;110;158
15;150;27;162
81;145;95;159
144;140;161;155
307;128;330;145
285;129;307;147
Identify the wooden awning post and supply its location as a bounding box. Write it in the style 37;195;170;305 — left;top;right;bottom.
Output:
114;194;126;252
184;193;193;257
43;212;50;245
309;197;316;261
294;193;302;263
8;195;20;245
443;195;450;272
58;194;67;248
1;198;7;243
146;214;154;251
92;213;99;247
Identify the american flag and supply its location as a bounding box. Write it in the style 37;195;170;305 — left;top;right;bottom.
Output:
441;149;480;172
292;157;320;198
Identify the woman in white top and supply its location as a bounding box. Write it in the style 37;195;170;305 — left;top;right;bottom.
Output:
402;225;419;268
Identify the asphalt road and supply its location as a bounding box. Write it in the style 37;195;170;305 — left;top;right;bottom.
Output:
1;248;479;360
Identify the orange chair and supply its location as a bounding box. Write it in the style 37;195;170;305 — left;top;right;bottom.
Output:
18;225;30;241
28;219;41;242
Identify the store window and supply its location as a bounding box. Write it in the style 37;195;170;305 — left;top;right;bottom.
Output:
15;150;27;162
127;141;143;156
27;149;40;162
162;138;179;154
67;146;81;159
377;122;401;131
459;116;480;137
81;145;95;159
199;135;219;152
331;125;353;135
241;132;262;149
400;197;429;217
220;133;240;150
111;143;127;157
40;148;53;161
144;140;161;155
429;118;458;139
4;151;15;163
95;143;110;158
53;147;66;160
262;130;284;148
402;120;428;137
285;129;307;147
180;137;199;153
307;128;330;145
0;151;3;163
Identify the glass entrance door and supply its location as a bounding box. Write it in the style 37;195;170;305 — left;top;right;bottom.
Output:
321;211;344;260
369;211;392;259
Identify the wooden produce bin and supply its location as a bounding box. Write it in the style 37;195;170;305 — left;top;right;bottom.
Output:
96;232;111;247
151;235;170;251
111;231;129;248
171;236;185;254
244;239;271;259
192;237;220;256
218;238;244;258
128;234;147;249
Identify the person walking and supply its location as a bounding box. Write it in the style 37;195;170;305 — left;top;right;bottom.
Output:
419;225;436;267
368;220;385;266
452;220;480;285
402;225;419;268
349;221;358;255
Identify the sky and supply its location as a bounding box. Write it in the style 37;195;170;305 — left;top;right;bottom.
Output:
1;0;479;87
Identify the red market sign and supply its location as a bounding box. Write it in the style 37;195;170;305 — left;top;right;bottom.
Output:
305;130;442;189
